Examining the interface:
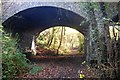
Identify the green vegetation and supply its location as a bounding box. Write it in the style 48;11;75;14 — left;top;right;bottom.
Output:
1;26;43;78
29;66;43;74
1;27;29;78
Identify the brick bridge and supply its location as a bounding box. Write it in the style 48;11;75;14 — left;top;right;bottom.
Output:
1;1;118;62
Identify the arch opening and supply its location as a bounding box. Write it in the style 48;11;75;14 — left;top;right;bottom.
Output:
34;26;84;57
2;6;89;57
2;6;89;36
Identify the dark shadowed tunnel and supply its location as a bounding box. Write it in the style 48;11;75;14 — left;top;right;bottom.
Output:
2;6;89;53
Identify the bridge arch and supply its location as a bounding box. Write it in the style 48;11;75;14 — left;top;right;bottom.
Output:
2;6;89;53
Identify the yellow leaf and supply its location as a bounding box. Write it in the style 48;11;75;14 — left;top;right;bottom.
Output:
79;74;85;78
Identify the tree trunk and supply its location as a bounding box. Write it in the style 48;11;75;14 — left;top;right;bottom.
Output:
99;2;111;63
56;26;64;55
85;3;101;65
47;27;55;48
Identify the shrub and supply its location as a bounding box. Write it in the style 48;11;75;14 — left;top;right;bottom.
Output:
1;28;30;78
1;26;43;78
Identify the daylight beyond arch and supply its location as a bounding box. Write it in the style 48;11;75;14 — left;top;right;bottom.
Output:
36;26;85;55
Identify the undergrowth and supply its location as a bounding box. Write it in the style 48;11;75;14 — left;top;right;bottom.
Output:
1;26;43;79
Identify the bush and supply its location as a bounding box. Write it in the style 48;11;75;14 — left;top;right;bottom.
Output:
1;29;30;78
1;26;43;78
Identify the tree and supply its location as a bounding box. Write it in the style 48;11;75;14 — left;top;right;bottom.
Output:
98;2;119;78
82;3;101;65
47;27;55;48
56;26;64;55
99;2;111;63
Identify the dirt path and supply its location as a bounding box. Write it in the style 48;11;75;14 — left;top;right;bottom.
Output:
21;55;86;78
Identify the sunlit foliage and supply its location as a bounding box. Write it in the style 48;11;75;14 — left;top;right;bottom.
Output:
36;26;84;55
109;26;119;40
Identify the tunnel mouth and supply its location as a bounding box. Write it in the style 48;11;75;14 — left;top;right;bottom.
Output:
30;26;85;60
2;6;88;60
2;6;87;36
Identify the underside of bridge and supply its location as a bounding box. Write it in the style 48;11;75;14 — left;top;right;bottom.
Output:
2;6;89;55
